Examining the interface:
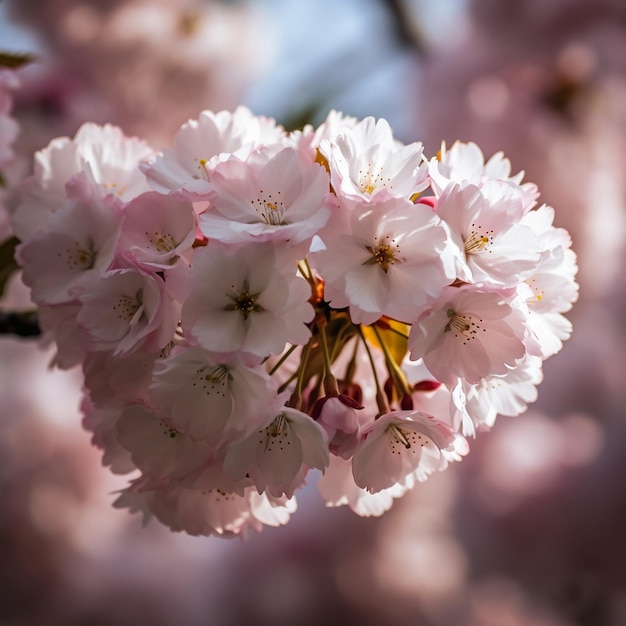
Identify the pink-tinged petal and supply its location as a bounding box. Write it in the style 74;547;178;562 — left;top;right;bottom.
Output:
118;192;196;270
77;268;176;356
318;455;408;517
409;286;528;385
117;403;210;480
352;411;456;493
183;242;313;359
198;147;332;248
223;407;329;498
150;346;276;446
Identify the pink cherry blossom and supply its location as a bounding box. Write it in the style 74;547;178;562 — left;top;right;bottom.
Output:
428;139;538;209
456;354;544;434
311;197;456;325
435;181;543;286
318;454;408;517
17;178;121;305
518;204;579;357
320;116;429;206
114;477;296;537
13;122;153;241
141;106;286;196
408;285;528;385
77;268;178;356
198;146;333;250
82;349;158;409
223;406;329;498
182;242;313;359
116;191;197;271
116;403;210;480
352;410;458;493
149;346;277;446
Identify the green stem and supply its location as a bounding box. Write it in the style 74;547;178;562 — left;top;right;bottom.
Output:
358;326;388;416
269;343;298;376
372;324;412;398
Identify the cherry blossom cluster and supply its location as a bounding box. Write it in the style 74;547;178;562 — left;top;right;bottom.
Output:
12;106;578;537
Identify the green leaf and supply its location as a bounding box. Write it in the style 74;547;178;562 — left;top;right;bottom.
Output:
0;236;20;298
0;51;36;69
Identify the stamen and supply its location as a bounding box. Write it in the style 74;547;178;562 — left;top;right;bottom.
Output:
358;163;392;195
145;231;176;253
444;308;484;345
224;280;264;319
251;190;286;225
464;224;494;255
112;294;142;322
202;365;231;384
364;234;400;273
387;423;412;449
59;240;95;271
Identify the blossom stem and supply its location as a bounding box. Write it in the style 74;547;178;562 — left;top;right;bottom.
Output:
343;337;359;385
319;325;340;396
358;326;388;416
297;258;316;288
288;339;312;408
319;325;333;376
277;372;298;395
381;324;409;341
372;324;412;398
269;343;298;376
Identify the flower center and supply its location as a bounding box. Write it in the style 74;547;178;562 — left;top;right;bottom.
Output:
61;240;95;271
464;224;494;255
444;308;483;344
224;280;264;320
358;164;391;195
387;423;412;449
159;420;180;439
193;158;210;181
112;293;142;322
251;190;286;226
364;235;400;273
261;413;291;452
386;423;430;452
203;365;231;384
145;231;177;253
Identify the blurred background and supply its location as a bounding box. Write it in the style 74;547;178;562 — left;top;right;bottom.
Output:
1;0;626;624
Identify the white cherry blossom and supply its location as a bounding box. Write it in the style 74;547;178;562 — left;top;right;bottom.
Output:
312;197;455;325
149;346;277;446
223;406;329;498
318;454;408;517
408;285;528;385
198;146;333;251
352;410;458;493
77;268;178;356
320;116;429;206
182;242;313;359
141;106;286;196
13;122;152;240
435;181;542;286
